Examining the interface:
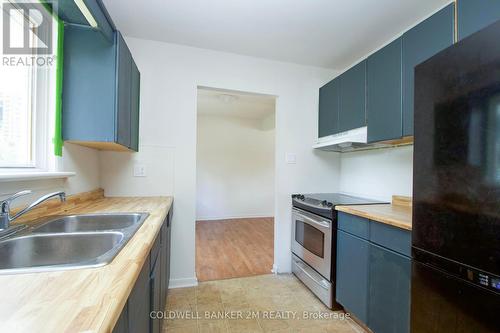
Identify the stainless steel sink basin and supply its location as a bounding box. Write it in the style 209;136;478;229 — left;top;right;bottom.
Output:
0;232;123;274
33;213;147;233
0;212;149;274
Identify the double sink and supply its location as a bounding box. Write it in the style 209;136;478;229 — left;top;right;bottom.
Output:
0;213;149;274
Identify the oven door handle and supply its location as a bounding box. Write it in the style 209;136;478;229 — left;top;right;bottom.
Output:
293;259;330;290
294;211;330;229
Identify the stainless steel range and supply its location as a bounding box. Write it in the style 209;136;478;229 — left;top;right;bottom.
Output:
291;193;385;308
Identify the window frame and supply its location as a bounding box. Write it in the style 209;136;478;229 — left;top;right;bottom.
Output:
0;0;57;173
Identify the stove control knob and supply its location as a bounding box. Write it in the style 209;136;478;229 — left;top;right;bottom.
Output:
321;200;329;206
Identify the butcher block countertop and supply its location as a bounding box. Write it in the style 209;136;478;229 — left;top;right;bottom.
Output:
336;195;412;231
0;189;173;333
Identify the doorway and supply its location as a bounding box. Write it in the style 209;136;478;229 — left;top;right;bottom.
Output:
195;87;276;282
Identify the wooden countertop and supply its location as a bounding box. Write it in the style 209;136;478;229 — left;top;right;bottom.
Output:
336;196;412;231
0;194;173;333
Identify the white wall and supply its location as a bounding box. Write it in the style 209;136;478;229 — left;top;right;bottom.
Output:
99;38;341;287
100;145;175;197
0;143;101;207
339;145;413;201
196;114;275;220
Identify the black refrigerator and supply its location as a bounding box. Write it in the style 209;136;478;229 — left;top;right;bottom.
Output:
412;20;500;333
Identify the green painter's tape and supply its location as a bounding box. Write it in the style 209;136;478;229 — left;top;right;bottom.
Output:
40;1;64;156
54;21;64;157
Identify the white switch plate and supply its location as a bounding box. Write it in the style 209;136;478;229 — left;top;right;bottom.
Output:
133;164;146;177
286;153;297;164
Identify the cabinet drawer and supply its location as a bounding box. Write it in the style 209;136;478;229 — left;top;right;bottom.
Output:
338;212;369;239
369;221;411;257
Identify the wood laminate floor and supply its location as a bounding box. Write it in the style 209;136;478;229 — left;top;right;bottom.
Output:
196;217;274;282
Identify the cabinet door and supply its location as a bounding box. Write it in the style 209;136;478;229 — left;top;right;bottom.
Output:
336;230;369;323
128;256;151;333
339;60;366;132
112;303;128;333
160;220;169;314
458;0;500;40
150;257;161;333
116;32;132;148
402;4;454;136
62;28;116;143
165;209;172;290
367;38;403;143
58;0;114;42
368;244;411;333
318;78;340;137
130;59;140;152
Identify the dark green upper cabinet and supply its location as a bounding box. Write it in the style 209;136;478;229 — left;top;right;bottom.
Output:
457;0;500;41
367;38;403;143
116;33;133;149
62;29;141;152
318;78;340;137
402;4;455;137
339;60;366;132
130;61;141;152
57;0;115;42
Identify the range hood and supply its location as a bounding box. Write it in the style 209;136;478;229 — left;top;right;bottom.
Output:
313;127;389;152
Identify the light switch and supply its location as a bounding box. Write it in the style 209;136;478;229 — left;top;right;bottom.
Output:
133;164;146;177
286;153;297;164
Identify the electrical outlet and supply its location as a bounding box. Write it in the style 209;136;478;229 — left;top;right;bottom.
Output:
133;164;146;177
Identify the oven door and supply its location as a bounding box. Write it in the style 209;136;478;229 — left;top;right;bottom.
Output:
291;208;331;280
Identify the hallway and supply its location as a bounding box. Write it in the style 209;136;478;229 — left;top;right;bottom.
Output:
196;218;274;281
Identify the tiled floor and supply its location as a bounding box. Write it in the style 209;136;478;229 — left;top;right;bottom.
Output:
163;274;365;332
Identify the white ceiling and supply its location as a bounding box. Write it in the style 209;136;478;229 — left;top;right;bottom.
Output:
102;0;450;69
197;88;275;120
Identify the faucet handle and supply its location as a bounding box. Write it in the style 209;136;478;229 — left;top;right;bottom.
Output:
1;190;32;212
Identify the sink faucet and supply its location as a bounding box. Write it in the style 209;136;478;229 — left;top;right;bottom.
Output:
0;190;66;230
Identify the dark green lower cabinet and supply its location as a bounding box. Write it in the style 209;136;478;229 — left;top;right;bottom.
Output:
336;230;370;323
150;253;161;333
113;302;128;333
368;244;411;333
160;208;173;314
128;256;151;333
112;208;172;333
336;214;411;333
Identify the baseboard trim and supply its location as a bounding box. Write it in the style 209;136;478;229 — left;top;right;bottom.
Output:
169;277;199;289
197;215;273;221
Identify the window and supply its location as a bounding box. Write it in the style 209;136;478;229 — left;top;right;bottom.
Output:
0;1;57;172
0;56;35;167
